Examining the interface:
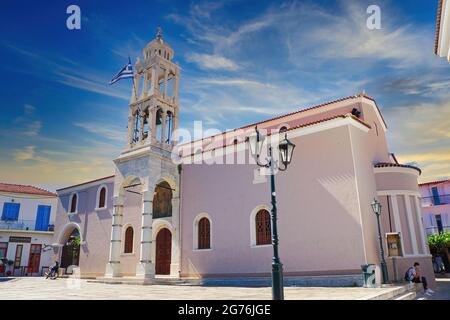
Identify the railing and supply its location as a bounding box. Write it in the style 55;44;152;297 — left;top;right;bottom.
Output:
425;226;450;236
420;194;450;206
0;219;55;232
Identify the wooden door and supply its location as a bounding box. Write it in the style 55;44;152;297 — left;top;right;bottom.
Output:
14;245;23;269
155;228;172;275
27;244;41;274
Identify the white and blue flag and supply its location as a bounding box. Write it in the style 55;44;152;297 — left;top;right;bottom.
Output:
109;57;134;85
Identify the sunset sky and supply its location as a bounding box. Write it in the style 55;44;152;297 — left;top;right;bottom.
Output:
0;0;448;191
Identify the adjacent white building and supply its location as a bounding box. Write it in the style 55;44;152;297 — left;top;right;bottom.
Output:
435;0;450;62
0;183;57;276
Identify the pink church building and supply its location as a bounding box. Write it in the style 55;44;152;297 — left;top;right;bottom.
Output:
52;32;435;287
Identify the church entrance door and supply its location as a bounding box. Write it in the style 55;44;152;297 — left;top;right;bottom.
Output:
155;228;171;275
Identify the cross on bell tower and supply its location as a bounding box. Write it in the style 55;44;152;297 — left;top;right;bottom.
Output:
126;27;180;151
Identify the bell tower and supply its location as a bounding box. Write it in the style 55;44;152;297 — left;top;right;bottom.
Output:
126;27;180;151
107;29;182;280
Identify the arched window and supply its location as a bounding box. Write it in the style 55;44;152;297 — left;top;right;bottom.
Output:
69;193;77;213
153;181;173;218
255;209;271;245
124;226;134;253
97;186;107;209
198;217;211;249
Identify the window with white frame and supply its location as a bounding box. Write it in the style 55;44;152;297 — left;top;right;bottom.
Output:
193;214;212;250
96;185;108;209
69;193;78;214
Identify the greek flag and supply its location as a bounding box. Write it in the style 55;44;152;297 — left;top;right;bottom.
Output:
109;58;134;85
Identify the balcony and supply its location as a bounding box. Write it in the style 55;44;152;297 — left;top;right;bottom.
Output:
420;194;450;207
0;219;55;232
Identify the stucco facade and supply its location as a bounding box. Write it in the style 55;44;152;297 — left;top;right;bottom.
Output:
0;183;57;276
52;32;435;287
420;179;450;235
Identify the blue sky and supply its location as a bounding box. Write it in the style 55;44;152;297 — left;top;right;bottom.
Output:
0;0;448;191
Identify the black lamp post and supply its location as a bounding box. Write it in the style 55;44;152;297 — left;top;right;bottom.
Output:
370;198;389;284
248;126;295;300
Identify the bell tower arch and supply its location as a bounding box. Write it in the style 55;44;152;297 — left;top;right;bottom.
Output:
126;27;180;150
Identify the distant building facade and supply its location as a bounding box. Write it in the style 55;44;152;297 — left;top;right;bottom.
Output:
52;31;435;286
420;179;450;235
435;0;449;62
0;183;57;276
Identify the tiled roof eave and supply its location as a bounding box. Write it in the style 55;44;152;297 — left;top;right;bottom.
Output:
435;0;444;55
181;114;371;157
374;162;422;175
179;94;380;149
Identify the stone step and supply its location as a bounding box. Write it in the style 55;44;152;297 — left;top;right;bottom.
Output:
394;292;416;300
89;274;364;287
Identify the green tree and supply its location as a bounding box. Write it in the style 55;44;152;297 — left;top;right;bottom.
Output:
427;231;450;254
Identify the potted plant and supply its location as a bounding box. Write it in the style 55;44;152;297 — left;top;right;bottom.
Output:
428;231;450;272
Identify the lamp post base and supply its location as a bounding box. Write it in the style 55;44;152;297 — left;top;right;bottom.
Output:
272;262;284;300
381;261;389;284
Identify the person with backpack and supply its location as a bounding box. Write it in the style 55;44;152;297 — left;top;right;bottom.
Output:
405;262;434;296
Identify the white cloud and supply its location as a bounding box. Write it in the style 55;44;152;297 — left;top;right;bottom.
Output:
14;146;36;161
186;53;238;71
24;104;35;115
23;121;42;137
74;122;125;142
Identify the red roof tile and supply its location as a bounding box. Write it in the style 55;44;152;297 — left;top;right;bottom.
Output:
374;162;422;175
0;182;56;197
56;175;115;192
182;113;371;157
419;178;449;186
180;93;384;149
435;0;444;55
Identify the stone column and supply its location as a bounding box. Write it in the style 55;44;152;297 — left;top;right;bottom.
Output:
170;196;181;277
161;110;167;144
127;115;135;146
173;74;179;102
164;70;169;99
404;194;419;255
414;196;428;254
105;196;124;278
142;73;149;98
134;74;141;100
152;66;159;96
151;108;157;142
138;111;146;142
136;190;155;279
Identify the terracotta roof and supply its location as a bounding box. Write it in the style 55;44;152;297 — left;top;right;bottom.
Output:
0;182;56;197
180;93;385;149
419;178;449;186
182;114;370;157
435;0;444;55
57;175;115;192
374;162;422;175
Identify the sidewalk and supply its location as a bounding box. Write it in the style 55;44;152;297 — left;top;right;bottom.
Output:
0;277;414;300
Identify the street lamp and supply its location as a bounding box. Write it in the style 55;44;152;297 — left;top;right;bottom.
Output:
248;126;296;300
370;198;389;284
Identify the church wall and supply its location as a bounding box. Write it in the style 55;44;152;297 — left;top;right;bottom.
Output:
180;124;367;277
53;178;114;277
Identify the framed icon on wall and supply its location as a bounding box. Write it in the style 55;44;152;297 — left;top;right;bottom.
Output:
386;232;403;257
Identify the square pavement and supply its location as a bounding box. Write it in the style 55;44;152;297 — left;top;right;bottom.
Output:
0;277;406;300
